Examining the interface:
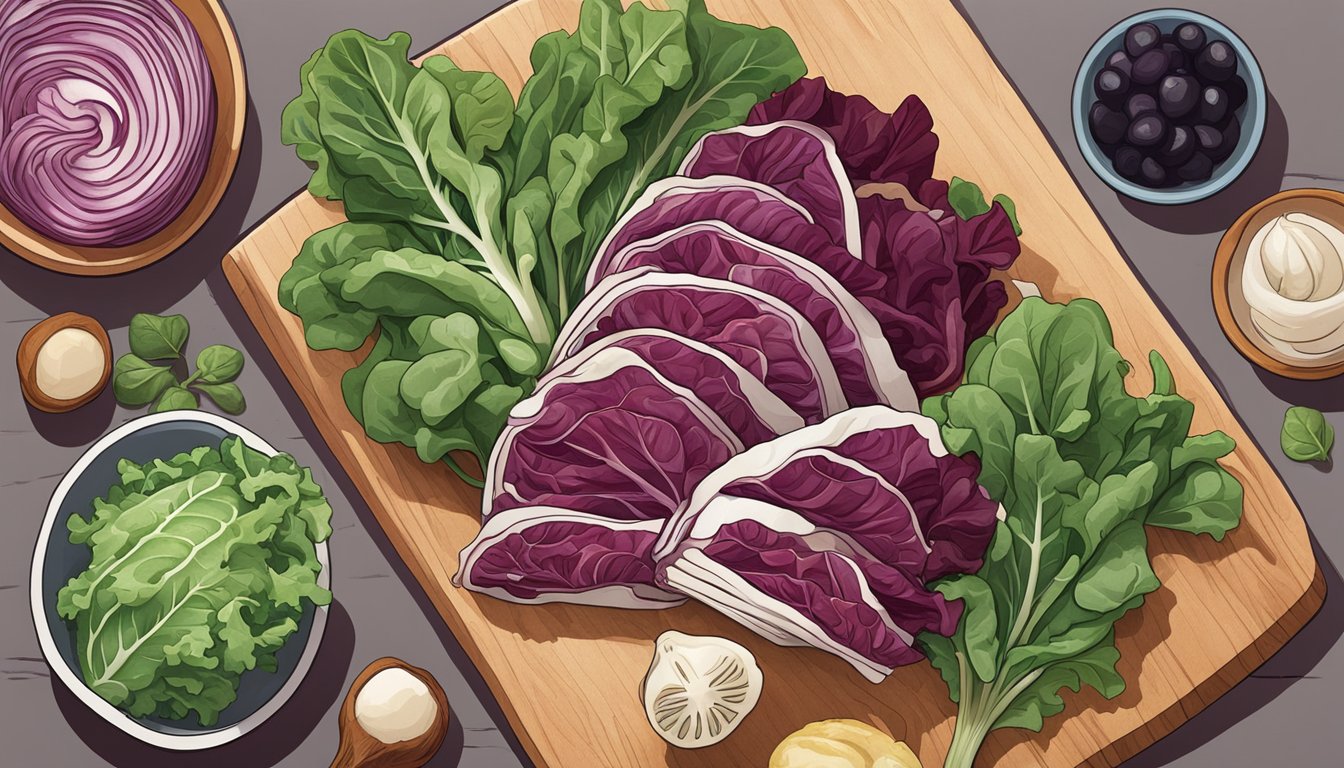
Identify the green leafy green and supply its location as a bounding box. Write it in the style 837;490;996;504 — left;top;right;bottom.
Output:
57;437;332;726
112;354;177;406
195;345;245;384
278;0;804;479
112;314;248;415
920;298;1243;768
946;176;1022;235
128;313;189;361
1281;406;1334;462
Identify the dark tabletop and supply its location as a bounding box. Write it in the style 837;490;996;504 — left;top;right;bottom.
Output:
1;1;1340;766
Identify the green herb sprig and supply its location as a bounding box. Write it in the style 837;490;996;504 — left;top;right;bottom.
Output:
112;313;247;414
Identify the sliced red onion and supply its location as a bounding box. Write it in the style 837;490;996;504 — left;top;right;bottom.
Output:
0;0;215;247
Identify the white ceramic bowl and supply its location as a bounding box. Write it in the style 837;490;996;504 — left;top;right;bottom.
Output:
29;411;331;750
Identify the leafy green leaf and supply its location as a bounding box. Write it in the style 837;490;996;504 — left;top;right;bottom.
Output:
57;437;331;725
128;313;189;361
112;354;176;407
195;345;244;384
152;386;198;413
924;297;1244;764
194;382;247;415
993;193;1022;235
947;177;990;220
1281;406;1334;462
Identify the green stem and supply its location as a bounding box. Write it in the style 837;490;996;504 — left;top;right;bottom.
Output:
944;704;992;768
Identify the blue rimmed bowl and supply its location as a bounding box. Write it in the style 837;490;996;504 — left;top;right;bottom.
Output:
29;411;331;750
1072;9;1266;204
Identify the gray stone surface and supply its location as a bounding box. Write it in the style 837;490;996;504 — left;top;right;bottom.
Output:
0;1;1340;766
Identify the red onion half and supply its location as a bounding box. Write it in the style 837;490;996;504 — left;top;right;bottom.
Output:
0;0;215;247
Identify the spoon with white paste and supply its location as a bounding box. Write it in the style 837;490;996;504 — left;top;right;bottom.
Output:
332;657;451;768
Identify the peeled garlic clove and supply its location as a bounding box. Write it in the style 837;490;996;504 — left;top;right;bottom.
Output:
770;719;922;768
641;630;763;749
1260;213;1344;301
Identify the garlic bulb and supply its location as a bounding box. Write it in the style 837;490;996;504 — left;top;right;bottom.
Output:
641;630;763;749
1259;213;1344;301
1241;211;1344;360
770;719;922;768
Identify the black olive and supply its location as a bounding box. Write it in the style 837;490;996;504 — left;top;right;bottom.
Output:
1140;156;1168;187
1106;50;1133;78
1113;146;1144;180
1161;42;1187;72
1125;22;1162;57
1089;102;1128;145
1125;92;1158;120
1223;75;1248;110
1198;85;1229;125
1131;49;1169;86
1127;112;1168;148
1159;74;1199;119
1158;125;1196;167
1196;40;1238;82
1175;22;1206;53
1177;151;1214;182
1212;115;1241;162
1094;67;1130;106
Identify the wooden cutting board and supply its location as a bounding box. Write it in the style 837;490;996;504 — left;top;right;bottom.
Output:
222;1;1324;765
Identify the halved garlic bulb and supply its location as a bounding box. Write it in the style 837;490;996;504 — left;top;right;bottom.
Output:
641;630;763;749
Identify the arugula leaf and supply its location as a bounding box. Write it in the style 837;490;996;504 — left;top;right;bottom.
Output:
922;298;1243;768
128;313;189;361
1281;406;1334;462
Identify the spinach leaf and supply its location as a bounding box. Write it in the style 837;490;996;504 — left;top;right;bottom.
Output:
922;298;1243;768
128;313;189;361
194;382;247;415
195;345;244;384
1281;406;1334;462
152;386;198;413
112;354;176;406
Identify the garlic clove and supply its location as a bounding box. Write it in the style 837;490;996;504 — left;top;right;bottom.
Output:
1260;213;1344;301
641;630;763;749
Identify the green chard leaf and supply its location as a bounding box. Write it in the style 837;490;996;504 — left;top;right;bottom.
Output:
277;0;806;480
1281;406;1334;462
128;313;190;361
926;297;1244;768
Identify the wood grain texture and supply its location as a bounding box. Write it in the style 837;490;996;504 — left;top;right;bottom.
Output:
222;1;1324;766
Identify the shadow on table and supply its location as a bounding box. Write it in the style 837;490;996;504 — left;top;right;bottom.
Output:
1118;93;1290;236
205;267;534;767
53;600;355;768
0;94;262;328
1123;540;1342;767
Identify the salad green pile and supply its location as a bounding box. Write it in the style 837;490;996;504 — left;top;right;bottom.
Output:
919;298;1244;767
278;0;805;482
57;437;332;725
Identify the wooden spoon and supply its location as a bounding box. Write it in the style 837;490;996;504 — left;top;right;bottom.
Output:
332;657;451;768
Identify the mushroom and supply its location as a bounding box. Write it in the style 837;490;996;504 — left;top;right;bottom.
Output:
16;312;111;413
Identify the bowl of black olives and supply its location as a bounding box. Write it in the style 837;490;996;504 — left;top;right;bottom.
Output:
1072;9;1265;204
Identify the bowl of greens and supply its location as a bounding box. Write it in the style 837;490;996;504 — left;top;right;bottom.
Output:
29;411;333;750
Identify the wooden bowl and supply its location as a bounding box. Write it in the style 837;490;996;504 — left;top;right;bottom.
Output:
1212;188;1344;380
332;658;451;768
16;313;112;413
0;0;246;276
